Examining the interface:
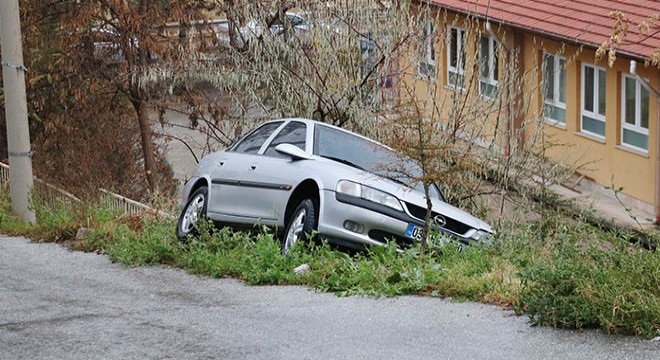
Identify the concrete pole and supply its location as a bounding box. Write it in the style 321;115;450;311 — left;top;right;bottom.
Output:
0;0;36;223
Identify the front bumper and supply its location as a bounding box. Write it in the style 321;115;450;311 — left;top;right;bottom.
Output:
317;190;482;249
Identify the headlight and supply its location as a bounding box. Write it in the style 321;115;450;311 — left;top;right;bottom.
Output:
336;180;361;197
336;180;403;211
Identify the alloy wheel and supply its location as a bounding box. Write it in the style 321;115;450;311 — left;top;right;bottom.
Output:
283;208;307;254
180;193;205;235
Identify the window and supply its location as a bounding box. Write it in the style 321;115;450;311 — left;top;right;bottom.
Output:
621;74;650;151
447;26;465;89
580;63;606;138
272;14;305;27
419;20;435;77
479;35;499;98
231;121;283;154
542;52;566;124
285;13;305;27
314;125;443;199
264;122;307;157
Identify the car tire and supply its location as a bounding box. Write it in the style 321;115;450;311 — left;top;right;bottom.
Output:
176;186;208;241
282;198;318;255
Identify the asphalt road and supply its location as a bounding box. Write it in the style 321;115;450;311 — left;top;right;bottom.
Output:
1;236;658;360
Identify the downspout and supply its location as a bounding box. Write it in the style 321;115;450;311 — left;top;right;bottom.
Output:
484;19;512;153
630;60;660;223
486;21;516;155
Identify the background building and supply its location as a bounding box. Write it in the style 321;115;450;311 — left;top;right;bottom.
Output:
409;0;660;220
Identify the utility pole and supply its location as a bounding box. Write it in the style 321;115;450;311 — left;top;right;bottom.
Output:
0;0;36;223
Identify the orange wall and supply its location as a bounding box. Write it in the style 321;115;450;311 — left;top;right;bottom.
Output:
403;10;511;148
521;35;659;203
404;7;660;204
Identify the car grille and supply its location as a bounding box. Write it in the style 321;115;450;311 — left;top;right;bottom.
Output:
368;230;415;248
404;202;472;236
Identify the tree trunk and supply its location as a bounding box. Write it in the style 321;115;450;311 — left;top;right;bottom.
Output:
132;2;158;195
421;184;432;253
133;98;158;194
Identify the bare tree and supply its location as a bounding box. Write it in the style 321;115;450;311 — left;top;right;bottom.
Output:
63;0;211;194
378;6;588;249
596;11;659;68
144;1;583;244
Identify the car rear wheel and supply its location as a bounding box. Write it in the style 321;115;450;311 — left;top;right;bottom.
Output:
177;186;208;241
282;198;318;255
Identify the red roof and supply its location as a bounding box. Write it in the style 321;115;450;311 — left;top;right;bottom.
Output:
427;0;660;61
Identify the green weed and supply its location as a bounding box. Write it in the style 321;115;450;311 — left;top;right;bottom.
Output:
0;192;658;338
515;222;660;338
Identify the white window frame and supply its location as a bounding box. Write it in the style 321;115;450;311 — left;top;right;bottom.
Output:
543;52;566;124
478;35;498;98
418;19;435;77
446;26;466;89
621;74;649;152
580;63;606;138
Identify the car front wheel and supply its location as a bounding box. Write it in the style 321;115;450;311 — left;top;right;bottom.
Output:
177;186;208;241
282;198;318;255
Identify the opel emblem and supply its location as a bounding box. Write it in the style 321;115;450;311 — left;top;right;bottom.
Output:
433;215;446;228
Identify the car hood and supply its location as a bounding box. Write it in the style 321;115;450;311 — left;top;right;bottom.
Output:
342;168;493;233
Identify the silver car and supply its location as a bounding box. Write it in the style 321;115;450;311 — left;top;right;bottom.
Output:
177;118;493;253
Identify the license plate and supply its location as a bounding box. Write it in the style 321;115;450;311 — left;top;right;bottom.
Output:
405;223;448;246
405;224;424;241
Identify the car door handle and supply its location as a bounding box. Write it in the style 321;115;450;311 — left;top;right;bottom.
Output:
217;161;224;167
249;164;257;170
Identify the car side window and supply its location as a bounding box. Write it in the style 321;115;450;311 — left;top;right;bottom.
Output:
273;14;304;27
232;122;283;154
264;122;307;157
287;14;305;26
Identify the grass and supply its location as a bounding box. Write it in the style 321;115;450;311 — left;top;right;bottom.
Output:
0;188;658;339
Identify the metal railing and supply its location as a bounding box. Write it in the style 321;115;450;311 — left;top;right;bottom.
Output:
0;162;8;184
34;177;80;206
0;162;172;218
99;188;173;218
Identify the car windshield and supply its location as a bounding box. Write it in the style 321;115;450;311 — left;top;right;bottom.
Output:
314;125;444;200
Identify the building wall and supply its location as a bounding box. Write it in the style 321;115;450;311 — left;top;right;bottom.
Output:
405;7;660;204
404;10;511;149
521;34;659;203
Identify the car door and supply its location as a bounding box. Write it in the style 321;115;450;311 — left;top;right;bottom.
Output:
237;121;309;224
207;121;284;222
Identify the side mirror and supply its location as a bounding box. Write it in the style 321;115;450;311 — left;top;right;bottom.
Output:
274;143;312;160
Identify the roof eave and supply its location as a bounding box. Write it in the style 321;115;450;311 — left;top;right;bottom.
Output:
419;0;649;63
